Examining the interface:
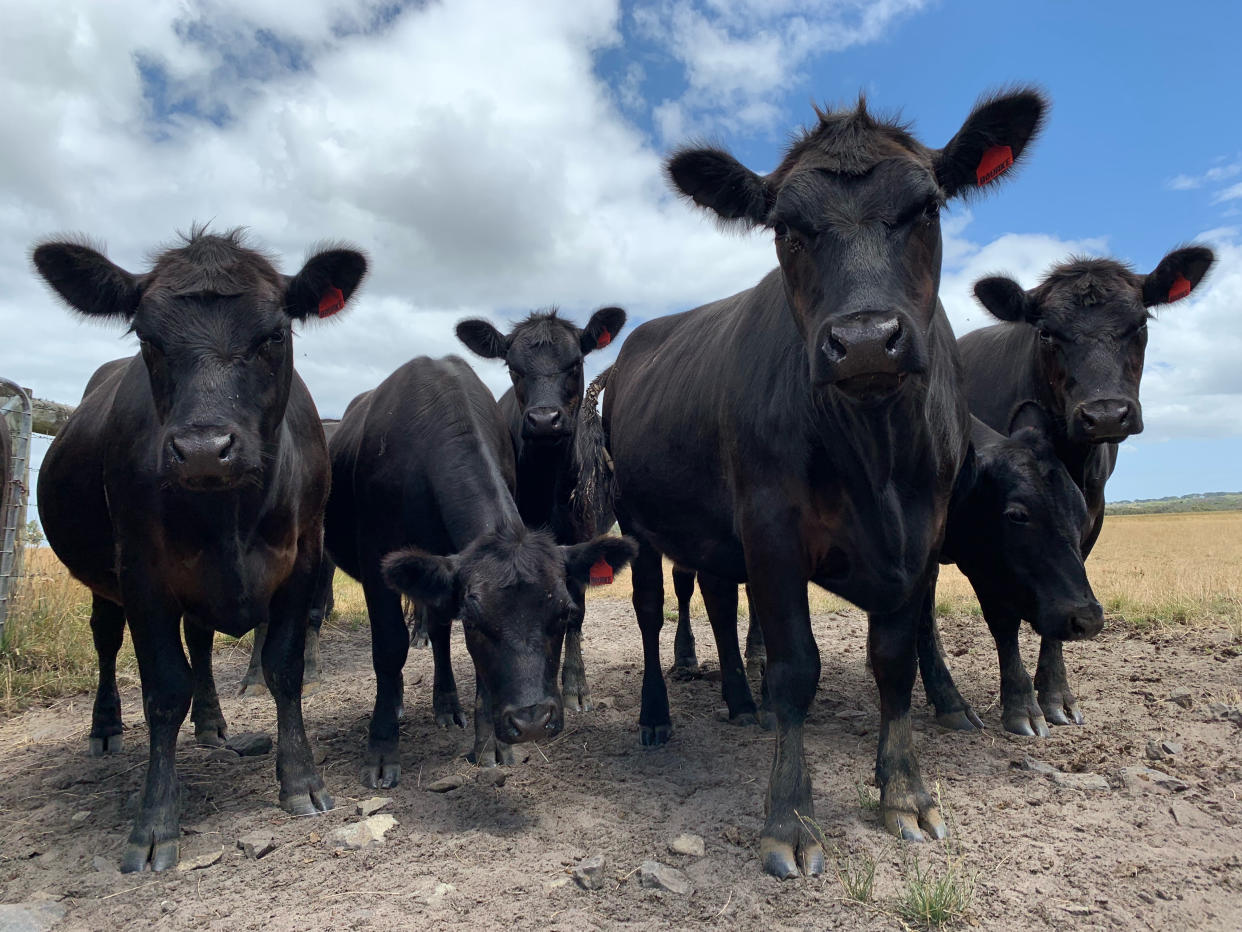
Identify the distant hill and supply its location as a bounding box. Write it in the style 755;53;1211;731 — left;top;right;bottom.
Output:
1106;492;1242;516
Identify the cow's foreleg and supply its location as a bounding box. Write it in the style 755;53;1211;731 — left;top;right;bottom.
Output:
916;575;982;730
88;594;126;756
973;591;1048;736
429;608;466;728
561;575;592;711
237;621;268;697
743;584;766;679
184;616;228;746
697;571;757;724
1034;638;1083;726
629;534;671;745
361;566;409;789
669;567;700;677
468;679;514;767
303;555;336;690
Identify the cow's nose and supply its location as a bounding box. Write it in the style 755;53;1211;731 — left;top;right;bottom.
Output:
1076;399;1134;440
499;699;561;743
1065;600;1105;640
819;311;918;396
524;408;565;437
168;430;237;486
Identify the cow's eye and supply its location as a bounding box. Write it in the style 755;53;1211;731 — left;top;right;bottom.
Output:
1005;505;1030;525
1038;329;1055;346
773;221;789;241
921;199;940;223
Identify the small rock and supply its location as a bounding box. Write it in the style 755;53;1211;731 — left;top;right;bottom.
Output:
0;901;67;932
237;832;277;860
1208;703;1242;726
476;769;508;787
427;774;467;793
177;847;224;872
93;856;116;874
1121;766;1188;794
355;796;392;817
668;833;706;857
1160;740;1183;756
70;810;90;823
226;733;273;757
1167;687;1193;709
206;748;240;764
160;900;176;914
572;854;608;890
545;876;571;892
1016;757;1060;776
330;814;398;850
1052;771;1110;791
639;860;693;895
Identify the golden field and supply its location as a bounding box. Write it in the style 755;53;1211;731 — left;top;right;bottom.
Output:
3;511;1239;715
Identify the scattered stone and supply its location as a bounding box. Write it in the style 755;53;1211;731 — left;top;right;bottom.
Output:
1167;687;1193;709
639;860;693;895
427;774;467;793
355;796;392;817
1052;771;1110;792
226;733;273;757
1015;757;1060;776
476;769;508;788
92;856;116;874
237;832;278;860
1207;703;1242;726
206;748;240;764
572;854;608;890
0;901;67;932
1161;740;1183;756
330;814;398;850
160;900;176;914
176;847;224;872
1121;766;1188;794
668;833;706;858
70;811;90;823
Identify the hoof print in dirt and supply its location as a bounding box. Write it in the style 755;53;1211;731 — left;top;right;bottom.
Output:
639;860;693;895
226;733;273;757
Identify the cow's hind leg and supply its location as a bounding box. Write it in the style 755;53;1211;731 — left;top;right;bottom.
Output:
696;571;757;724
429;608;466;728
303;555;336;690
1034;638;1083;726
361;568;409;788
743;584;766;679
629;533;670;745
561;576;592;711
237;621;268;697
669;567;700;677
406;597;429;649
184;617;228;747
89;595;126;756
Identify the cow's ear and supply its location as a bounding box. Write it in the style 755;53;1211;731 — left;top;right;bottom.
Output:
456;319;509;359
32;240;143;321
580;306;626;355
1008;400;1055;439
381;547;460;615
562;535;638;586
285;247;367;321
935;87;1048;199
665;146;773;228
1141;245;1215;307
974;276;1037;324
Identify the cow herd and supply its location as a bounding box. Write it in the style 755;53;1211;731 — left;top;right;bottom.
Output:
29;85;1214;879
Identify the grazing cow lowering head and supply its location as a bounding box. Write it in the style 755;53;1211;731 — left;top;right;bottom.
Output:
973;246;1214;443
382;529;635;742
456;307;626;441
32;227;367;490
666;90;1046;402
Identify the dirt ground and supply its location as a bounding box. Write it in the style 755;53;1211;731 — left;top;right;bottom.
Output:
0;600;1239;931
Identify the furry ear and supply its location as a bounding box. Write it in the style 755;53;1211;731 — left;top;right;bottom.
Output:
580;306;627;354
32;240;143;321
1140;245;1215;307
456;318;510;359
284;247;367;320
562;535;638;586
1008;400;1054;438
665;146;773;227
974;276;1036;324
381;548;460;614
935;87;1048;198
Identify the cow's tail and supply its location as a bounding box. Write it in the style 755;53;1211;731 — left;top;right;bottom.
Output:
572;365;616;537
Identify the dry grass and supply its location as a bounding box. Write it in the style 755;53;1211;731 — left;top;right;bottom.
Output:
1;511;1238;716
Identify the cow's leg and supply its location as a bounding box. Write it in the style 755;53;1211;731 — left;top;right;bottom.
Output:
303;555;336;690
1034;638;1083;726
871;583;948;845
743;584;766;678
561;576;592;711
429;608;465;728
979;598;1049;737
184;617;228;747
89;594;126;756
669;567;699;676
629;533;671;745
742;507;823;879
406;597;429;649
697;571;758;724
361;567;409;789
263;561;332;816
237;621;268;697
916;588;982;731
468;678;514;767
121;591;191;873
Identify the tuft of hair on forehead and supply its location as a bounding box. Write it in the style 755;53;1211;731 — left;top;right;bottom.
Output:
465;524;563;589
508;308;579;346
1033;256;1143;307
146;223;282;296
776;94;927;179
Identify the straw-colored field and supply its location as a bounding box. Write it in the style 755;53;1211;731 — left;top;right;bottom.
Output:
3;511;1240;715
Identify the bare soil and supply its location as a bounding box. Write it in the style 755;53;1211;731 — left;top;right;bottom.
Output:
0;601;1239;930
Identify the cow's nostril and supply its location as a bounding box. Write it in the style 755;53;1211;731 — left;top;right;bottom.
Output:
169;439;186;463
826;334;847;361
884;320;903;353
218;435;235;461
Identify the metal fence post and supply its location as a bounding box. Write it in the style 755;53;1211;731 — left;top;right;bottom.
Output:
0;378;33;643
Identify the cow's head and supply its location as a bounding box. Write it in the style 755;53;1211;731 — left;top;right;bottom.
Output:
33;228;366;491
382;528;636;743
666;88;1046;403
973;246;1214;443
961;404;1102;641
456;307;626;442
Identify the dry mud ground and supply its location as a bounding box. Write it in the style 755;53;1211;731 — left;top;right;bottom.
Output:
0;601;1239;931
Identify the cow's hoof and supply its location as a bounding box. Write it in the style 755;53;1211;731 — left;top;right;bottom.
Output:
745;650;767;680
759;709;777;731
89;733;123;756
434;691;466;729
639;723;672;746
409;630;430;650
237;679;268;698
668;658;700;680
121;828;179;873
1040;693;1084;726
935;707;984;732
883;804;948;843
468;740;514;768
1003;705;1051;738
563;689;592;713
362;753;401;789
760;836;824;879
194;724;228;748
728;710;759;727
281;783;333;815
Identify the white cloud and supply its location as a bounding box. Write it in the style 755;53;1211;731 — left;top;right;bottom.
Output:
1167;156;1242;191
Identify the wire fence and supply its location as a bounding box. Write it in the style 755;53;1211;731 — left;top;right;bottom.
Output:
1;381;34;641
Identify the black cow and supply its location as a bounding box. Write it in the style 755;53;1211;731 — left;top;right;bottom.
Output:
959;247;1214;726
456;307;626;711
322;355;634;788
667;569;766;682
33;227;363;871
585;89;1047;877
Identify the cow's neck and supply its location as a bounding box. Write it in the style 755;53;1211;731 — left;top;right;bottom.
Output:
513;436;574;538
438;427;525;552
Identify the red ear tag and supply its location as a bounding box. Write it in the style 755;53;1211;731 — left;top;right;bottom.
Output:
317;285;345;318
975;145;1014;186
595;329;612;349
589;558;613;586
1167;274;1192;302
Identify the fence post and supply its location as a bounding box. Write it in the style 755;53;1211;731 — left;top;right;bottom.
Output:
0;378;33;643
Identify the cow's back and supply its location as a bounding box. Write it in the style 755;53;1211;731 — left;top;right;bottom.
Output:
957;324;1043;434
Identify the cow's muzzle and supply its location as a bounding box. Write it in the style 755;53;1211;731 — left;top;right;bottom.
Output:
497;698;562;743
165;428;242;490
818;311;920;400
1072;398;1142;443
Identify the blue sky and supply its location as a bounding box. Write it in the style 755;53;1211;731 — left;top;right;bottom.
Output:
2;0;1240;506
